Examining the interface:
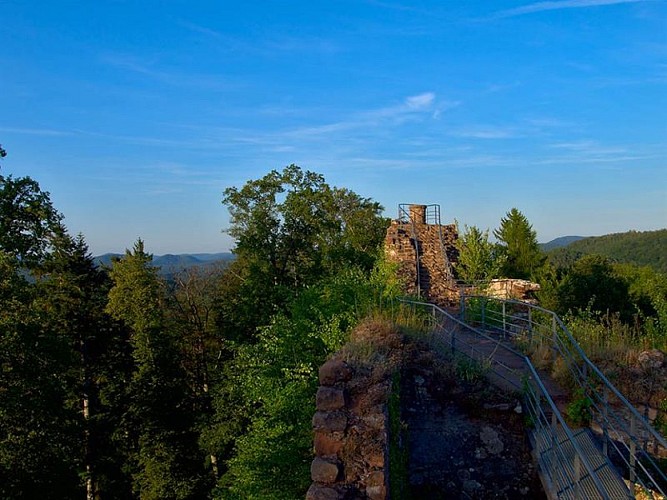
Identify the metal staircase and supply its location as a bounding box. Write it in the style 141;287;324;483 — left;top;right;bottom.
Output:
400;296;667;499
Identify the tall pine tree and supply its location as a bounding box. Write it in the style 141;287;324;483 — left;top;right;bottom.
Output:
106;240;210;499
494;208;545;280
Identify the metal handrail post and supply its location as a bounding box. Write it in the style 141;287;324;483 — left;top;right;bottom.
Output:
460;293;465;321
574;454;581;499
630;415;637;483
527;307;533;346
602;387;609;457
481;298;486;329
552;314;558;364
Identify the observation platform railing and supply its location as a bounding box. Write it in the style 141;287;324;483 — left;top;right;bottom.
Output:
459;294;667;498
398;297;667;498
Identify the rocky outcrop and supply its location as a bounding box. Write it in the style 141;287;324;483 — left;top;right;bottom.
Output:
485;278;541;302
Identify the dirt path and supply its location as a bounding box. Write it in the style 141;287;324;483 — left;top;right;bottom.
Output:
400;344;546;499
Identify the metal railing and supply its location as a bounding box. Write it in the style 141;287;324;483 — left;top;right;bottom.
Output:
400;298;621;499
461;295;667;498
398;204;422;297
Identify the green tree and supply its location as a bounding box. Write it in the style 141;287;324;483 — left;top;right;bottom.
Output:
221;164;387;336
0;250;83;499
38;234;136;499
454;224;503;284
106;240;210;499
168;265;229;481
0;167;65;268
555;254;632;320
493;208;544;279
213;167;389;498
612;263;667;336
218;269;390;499
0;158;85;497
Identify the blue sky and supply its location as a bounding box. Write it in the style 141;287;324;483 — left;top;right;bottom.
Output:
1;0;665;255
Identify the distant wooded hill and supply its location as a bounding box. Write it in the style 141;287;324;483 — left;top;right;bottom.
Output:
94;252;235;276
539;235;586;251
545;229;667;274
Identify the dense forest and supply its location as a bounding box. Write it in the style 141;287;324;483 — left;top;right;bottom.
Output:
546;229;667;275
0;156;396;499
2;144;666;499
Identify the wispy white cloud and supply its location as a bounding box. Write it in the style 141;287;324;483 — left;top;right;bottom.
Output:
275;92;457;140
549;139;627;154
100;53;236;91
497;0;656;17
450;126;519;139
406;92;435;109
0;126;72;136
539;139;660;165
179;20;340;56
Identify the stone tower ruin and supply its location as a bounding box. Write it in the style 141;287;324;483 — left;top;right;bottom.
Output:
384;204;459;307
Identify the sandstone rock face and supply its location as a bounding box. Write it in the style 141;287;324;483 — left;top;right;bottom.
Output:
314;432;344;456
485;278;541;302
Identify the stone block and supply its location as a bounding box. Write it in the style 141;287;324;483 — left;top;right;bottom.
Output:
311;457;340;483
314;431;344;456
366;471;387;500
367;450;385;468
316;387;346;411
313;411;347;432
319;359;353;385
363;412;385;431
306;484;342;500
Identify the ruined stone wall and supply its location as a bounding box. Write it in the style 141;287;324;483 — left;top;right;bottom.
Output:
384;205;459;307
308;319;406;500
485;279;541;302
412;222;459;306
307;358;390;500
384;221;419;297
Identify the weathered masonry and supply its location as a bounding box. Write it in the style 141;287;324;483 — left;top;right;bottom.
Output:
384;204;459;307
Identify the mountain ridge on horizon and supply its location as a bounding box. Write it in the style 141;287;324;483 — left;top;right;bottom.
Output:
93;252;235;276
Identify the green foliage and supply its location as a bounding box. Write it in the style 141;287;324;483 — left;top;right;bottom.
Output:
0;162;405;499
106;240;211;499
0;169;65;267
222;164;387;316
531;262;561;311
566;389;592;427
547;229;667;275
216;268;392;499
614;263;667;336
0;250;85;498
462;296;504;329
493;208;545;280
454;355;490;384
556;254;632;320
454;224;503;284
